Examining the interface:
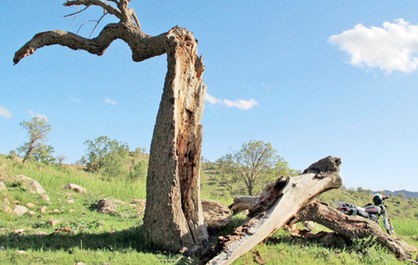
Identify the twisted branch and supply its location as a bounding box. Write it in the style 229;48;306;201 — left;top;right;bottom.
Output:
13;22;170;65
64;0;122;19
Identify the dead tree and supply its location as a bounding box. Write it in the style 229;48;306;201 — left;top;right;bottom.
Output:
292;201;417;262
226;168;417;263
14;0;208;254
203;156;344;265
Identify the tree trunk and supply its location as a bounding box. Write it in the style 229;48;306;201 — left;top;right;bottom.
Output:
13;0;208;255
143;28;209;254
203;156;343;265
291;201;417;262
228;196;259;214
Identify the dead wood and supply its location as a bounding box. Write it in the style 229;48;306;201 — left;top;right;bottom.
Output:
202;156;343;265
228;196;259;215
15;0;208;254
291;201;417;261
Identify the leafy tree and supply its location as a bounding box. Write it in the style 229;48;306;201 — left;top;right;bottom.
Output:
80;136;129;179
128;148;148;180
217;140;298;196
17;117;54;164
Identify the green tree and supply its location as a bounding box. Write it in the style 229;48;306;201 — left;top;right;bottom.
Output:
17;117;54;164
80;136;130;179
217;140;298;196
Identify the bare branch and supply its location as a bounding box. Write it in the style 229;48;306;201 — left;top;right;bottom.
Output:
90;12;108;38
130;8;141;29
115;0;131;23
64;0;122;19
64;6;89;17
13;23;170;65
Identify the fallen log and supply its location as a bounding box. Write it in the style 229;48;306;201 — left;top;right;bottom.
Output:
228;196;259;215
228;190;417;262
202;156;343;265
291;200;417;261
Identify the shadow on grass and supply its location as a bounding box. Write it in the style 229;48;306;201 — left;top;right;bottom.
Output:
0;226;155;253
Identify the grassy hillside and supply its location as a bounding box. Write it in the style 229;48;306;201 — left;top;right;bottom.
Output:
0;155;416;264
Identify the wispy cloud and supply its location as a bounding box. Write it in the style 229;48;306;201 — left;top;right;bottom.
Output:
104;98;118;105
0;105;12;119
28;110;48;121
329;19;418;73
206;93;258;110
68;98;82;103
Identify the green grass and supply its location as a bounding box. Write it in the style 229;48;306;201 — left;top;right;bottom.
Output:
0;156;416;264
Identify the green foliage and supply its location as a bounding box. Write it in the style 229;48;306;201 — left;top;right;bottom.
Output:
79;136;148;180
0;155;416;265
213;140;298;196
17;117;54;164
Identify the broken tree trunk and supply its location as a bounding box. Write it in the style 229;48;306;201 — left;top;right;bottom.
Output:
291;201;417;261
203;156;343;265
14;0;208;254
228;196;259;215
143;27;209;254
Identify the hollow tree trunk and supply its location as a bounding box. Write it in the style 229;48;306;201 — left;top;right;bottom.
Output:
143;28;209;254
13;0;208;255
203;156;343;265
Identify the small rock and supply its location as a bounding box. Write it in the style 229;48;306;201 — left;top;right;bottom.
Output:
304;221;316;232
14;205;28;216
48;218;59;226
2;206;12;214
131;198;145;204
11;175;46;194
26;202;36;208
89;199;118;215
28;210;36;216
52;209;62;214
74;262;86;265
16;250;26;255
0;246;5;251
66;199;74;204
39;206;47;213
68;209;75;213
3;197;10;204
41;194;50;203
63;184;86;193
35;231;48;236
13;229;25;235
0;182;6;191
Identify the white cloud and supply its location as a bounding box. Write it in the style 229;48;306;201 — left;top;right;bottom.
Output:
28;110;48;121
206;93;258;110
329;19;418;73
104;98;118;105
206;93;221;104
0;105;12;118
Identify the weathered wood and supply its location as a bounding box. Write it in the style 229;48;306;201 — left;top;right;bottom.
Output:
143;27;208;254
203;156;343;265
202;200;232;230
292;201;417;261
228;196;259;215
14;0;208;254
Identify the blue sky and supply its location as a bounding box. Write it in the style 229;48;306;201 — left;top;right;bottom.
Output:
1;1;418;191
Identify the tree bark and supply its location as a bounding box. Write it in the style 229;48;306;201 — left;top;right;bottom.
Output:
203;156;343;265
228;196;259;215
14;0;208;255
143;28;209;254
291;201;417;261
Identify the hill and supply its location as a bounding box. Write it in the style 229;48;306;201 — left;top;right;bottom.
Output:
0;155;416;264
383;190;418;199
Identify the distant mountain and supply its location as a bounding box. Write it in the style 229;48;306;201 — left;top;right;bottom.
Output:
381;190;418;199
